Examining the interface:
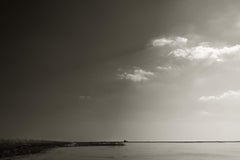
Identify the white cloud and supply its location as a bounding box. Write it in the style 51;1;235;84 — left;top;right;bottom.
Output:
152;36;240;62
156;66;172;70
152;37;188;47
169;44;240;61
152;38;173;47
199;90;240;102
119;68;154;82
169;49;189;58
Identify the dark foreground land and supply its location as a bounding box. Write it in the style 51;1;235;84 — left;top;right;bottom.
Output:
0;140;125;158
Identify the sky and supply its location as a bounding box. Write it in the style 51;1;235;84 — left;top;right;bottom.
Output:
4;0;240;141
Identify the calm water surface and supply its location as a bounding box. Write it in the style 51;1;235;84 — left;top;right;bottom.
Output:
11;143;240;160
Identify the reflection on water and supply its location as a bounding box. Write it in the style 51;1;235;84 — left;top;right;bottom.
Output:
11;143;240;160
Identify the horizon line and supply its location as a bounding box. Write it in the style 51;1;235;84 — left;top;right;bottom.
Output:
124;140;240;143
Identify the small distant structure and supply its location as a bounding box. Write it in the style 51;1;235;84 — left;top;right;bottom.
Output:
123;140;128;143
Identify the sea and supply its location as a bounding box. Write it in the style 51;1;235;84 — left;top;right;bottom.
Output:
6;143;240;160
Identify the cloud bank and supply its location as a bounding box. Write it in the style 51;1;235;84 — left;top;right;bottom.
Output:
199;90;240;102
152;37;188;47
152;36;240;62
119;68;154;82
156;66;172;70
170;45;240;61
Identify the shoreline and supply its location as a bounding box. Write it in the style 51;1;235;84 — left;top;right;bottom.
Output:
1;140;240;158
0;140;125;158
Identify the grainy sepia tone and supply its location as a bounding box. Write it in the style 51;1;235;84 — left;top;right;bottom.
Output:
3;0;240;159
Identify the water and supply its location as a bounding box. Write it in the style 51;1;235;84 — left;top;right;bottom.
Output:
8;143;240;160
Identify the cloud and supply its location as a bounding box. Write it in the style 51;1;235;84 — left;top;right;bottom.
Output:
152;37;188;47
199;90;240;102
119;68;154;82
169;45;240;61
152;36;240;62
156;66;172;70
79;96;91;100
